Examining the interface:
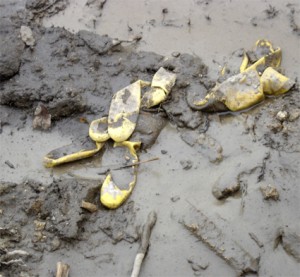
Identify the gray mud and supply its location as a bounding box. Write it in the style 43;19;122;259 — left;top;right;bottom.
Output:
1;0;300;276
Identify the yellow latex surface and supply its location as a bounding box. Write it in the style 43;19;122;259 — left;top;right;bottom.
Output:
113;141;141;160
141;87;166;108
89;117;110;142
100;140;140;209
245;48;281;74
151;67;177;94
261;67;295;96
100;173;137;209
241;40;281;74
44;141;103;168
108;80;145;142
141;67;176;108
194;69;264;112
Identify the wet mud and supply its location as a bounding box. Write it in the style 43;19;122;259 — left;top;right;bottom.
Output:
1;0;300;276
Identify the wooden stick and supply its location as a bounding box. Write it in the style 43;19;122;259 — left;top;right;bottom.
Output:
98;157;159;175
131;211;157;277
81;200;98;213
56;262;70;277
118;157;159;170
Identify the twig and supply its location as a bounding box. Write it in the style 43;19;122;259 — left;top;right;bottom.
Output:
131;211;157;277
98;157;159;175
56;261;70;277
118;157;159;170
81;200;98;213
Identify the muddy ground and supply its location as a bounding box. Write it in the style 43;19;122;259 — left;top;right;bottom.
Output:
1;0;300;276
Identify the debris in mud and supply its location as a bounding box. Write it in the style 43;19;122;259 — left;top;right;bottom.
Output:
275;110;288;122
170;195;180;203
56;261;70;277
100;142;140;209
32;103;51;130
275;225;300;262
0;226;22;246
81;200;98;213
182;204;260;275
82;0;108;28
264;5;279;19
193;40;295;112
180;159;193;170
0;118;9;134
0;182;17;195
34;220;46;231
25;0;69;20
288;108;300;122
187;257;209;274
141;67;177;108
212;176;240;200
42;66;176;209
260;184;279;200
287;4;300;36
249;232;264;248
43;137;103;167
20;26;35;47
0;227;33;276
4;160;15;169
172;51;180;58
107;80;148;143
131;211;157;277
86;0;107;10
0;249;31;269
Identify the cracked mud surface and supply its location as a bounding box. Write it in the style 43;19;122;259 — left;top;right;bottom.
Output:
1;0;300;276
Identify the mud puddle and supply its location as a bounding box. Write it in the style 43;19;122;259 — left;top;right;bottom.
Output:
1;0;300;276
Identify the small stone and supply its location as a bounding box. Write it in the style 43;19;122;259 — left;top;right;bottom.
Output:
188;257;209;272
191;263;201;271
161;150;168;154
276;111;288;122
5;160;15;169
27;199;43;215
171;196;180;202
180;160;193;170
260;184;279;200
277;226;300;262
33;103;51;130
212;178;240;200
33;231;47;242
288;110;300;122
50;237;61;251
20;26;35;47
34;220;46;231
172;52;180;58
